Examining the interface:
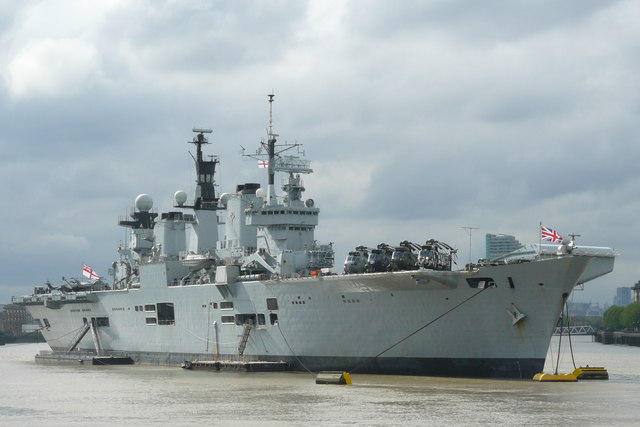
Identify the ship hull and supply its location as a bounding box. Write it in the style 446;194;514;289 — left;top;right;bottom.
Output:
20;255;600;378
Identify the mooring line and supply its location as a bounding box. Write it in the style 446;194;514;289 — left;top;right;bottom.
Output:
276;323;316;375
351;286;492;374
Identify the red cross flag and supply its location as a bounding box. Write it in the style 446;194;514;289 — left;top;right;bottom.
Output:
82;264;102;280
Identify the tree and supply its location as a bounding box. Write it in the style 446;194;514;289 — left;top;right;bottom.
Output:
603;305;624;329
620;302;640;330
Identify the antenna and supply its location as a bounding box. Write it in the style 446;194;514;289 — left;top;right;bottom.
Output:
268;93;276;140
240;93;307;205
184;128;219;210
462;226;479;269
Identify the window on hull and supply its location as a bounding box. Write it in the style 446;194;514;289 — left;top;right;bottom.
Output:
221;315;235;324
266;298;279;310
466;277;496;289
236;314;256;326
95;317;110;327
157;302;175;325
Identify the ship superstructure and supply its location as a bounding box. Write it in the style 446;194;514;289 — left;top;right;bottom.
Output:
13;95;615;378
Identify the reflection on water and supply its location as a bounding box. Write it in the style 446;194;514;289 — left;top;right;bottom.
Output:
1;336;640;426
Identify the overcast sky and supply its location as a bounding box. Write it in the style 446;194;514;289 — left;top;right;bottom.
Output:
1;0;638;305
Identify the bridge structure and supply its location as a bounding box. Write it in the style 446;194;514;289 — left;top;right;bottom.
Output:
552;325;595;336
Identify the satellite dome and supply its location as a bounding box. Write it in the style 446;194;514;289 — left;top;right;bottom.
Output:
174;190;187;207
219;193;231;207
135;194;153;212
255;188;266;198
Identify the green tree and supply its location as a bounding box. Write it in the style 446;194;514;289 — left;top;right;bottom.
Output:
620;302;640;330
603;305;624;329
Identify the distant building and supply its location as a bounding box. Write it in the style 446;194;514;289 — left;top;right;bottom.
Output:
632;280;640;303
614;287;632;306
0;304;34;337
485;234;524;260
567;302;604;317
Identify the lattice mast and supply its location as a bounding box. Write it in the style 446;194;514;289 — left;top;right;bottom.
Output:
242;94;308;206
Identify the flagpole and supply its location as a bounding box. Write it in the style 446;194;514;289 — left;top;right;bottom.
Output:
538;221;542;257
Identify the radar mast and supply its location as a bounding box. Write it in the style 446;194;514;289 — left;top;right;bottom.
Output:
242;93;306;206
187;128;219;211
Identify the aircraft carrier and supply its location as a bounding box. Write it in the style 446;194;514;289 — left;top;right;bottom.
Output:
12;95;615;378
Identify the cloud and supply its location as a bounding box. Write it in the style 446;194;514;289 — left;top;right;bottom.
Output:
0;0;638;306
6;38;101;99
16;233;90;255
344;0;622;43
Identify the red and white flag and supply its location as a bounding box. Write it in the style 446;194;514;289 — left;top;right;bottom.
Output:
82;264;102;280
258;160;269;168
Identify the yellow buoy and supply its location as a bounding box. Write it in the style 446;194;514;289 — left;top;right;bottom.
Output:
572;366;608;380
533;372;578;382
316;371;352;385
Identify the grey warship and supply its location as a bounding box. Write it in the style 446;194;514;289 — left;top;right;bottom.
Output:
13;95;615;378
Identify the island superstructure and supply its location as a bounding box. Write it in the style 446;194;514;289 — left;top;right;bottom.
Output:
13;95;615;378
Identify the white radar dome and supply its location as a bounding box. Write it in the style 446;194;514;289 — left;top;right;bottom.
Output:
174;190;187;206
219;193;231;207
255;188;266;198
135;194;154;212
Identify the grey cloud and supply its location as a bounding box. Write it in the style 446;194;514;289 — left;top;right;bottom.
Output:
345;0;621;42
1;0;638;306
97;1;308;75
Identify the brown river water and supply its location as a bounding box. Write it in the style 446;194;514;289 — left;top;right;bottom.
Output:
1;336;639;426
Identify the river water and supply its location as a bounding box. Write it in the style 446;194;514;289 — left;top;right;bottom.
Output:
1;336;639;426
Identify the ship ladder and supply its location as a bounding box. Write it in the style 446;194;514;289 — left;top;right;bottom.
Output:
66;322;91;352
237;323;253;356
89;318;103;356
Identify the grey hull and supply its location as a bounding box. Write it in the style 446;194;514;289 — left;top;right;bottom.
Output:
19;256;613;379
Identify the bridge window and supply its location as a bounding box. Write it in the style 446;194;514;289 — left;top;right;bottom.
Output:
145;317;157;325
258;314;266;325
144;304;156;312
220;301;234;310
270;313;278;325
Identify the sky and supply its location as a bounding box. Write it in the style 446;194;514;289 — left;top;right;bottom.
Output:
1;0;638;305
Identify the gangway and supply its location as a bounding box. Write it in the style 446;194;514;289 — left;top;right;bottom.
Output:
238;323;253;355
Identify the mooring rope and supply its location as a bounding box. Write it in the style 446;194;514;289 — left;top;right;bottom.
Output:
350;285;492;374
566;302;577;370
276;322;315;375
